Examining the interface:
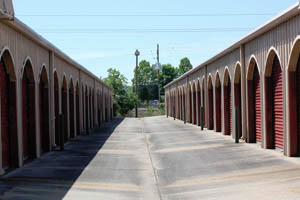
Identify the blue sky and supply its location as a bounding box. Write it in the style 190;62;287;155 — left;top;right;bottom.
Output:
14;0;298;83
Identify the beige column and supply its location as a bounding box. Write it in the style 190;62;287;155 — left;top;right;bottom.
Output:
240;45;247;141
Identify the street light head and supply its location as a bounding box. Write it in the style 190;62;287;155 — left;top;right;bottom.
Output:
135;49;140;57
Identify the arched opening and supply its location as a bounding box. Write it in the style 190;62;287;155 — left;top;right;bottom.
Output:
82;85;85;131
76;83;80;135
177;89;180;119
224;69;232;135
183;90;186;122
97;92;101;126
22;59;36;160
54;72;60;146
0;50;18;169
215;73;222;132
288;39;300;156
247;59;261;143
105;95;108;121
61;77;68;143
192;83;197;124
39;67;50;153
208;76;214;130
86;86;89;132
265;51;283;149
234;64;242;139
90;89;93;128
202;78;206;127
189;85;192;123
197;81;201;126
69;79;75;139
180;89;183;120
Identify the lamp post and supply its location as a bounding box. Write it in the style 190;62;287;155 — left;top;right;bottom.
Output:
135;49;140;118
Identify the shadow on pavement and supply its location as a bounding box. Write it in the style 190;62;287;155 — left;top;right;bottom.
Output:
0;118;124;200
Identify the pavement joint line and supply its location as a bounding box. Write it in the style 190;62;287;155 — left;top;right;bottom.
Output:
142;119;163;200
163;165;300;189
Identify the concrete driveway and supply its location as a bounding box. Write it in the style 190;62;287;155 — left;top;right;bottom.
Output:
1;116;300;200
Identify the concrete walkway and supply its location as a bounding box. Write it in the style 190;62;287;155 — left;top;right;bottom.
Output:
1;116;300;199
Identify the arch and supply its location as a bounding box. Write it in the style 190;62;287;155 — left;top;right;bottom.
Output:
196;80;201;126
188;83;192;123
192;81;197;124
215;72;222;132
234;64;242;139
53;71;60;146
208;76;214;130
247;57;262;143
264;49;283;149
85;85;89;132
76;82;80;135
89;88;93;128
287;37;300;156
0;47;16;81
0;49;18;169
61;76;68;143
202;77;206;126
22;59;36;160
39;66;50;153
223;68;232;135
69;79;75;139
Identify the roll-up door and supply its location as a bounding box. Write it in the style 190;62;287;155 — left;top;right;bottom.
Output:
272;58;283;149
254;67;262;142
208;88;213;130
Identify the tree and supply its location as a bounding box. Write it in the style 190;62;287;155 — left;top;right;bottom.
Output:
132;60;156;100
177;57;193;77
104;68;138;116
132;60;155;88
159;64;177;94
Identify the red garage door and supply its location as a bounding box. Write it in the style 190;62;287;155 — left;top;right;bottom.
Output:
208;88;214;130
215;87;221;132
254;67;262;142
202;88;206;125
272;57;283;149
224;81;232;135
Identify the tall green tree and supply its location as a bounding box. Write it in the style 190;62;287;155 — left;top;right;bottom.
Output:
159;64;177;93
177;57;193;77
132;60;156;100
104;68;138;116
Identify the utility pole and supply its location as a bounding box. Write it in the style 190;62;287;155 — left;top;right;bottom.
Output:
135;49;140;118
156;44;161;103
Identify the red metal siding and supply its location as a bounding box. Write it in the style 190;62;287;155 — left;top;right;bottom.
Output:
76;93;80;135
234;82;242;138
229;84;232;135
208;88;214;130
272;58;283;149
69;91;75;138
197;90;201;126
215;87;221;132
297;57;300;153
254;67;262;142
193;91;196;124
62;89;68;143
224;81;232;135
202;88;206;125
1;61;9;168
22;77;29;159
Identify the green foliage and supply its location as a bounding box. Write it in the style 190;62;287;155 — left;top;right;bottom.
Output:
177;57;193;77
104;68;138;116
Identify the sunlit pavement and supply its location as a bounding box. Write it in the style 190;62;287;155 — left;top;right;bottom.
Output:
1;116;300;200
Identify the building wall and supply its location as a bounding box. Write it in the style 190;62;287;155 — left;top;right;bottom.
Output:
165;7;300;157
0;19;113;174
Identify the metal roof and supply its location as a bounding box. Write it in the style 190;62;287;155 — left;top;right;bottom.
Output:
164;2;300;89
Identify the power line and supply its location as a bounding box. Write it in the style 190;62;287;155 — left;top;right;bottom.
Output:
36;28;253;34
17;13;275;17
